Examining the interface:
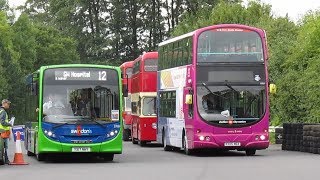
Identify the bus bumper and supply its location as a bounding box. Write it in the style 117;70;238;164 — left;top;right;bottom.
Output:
191;134;269;150
38;134;122;154
193;140;269;150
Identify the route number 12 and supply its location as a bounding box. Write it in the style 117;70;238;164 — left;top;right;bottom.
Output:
99;71;107;81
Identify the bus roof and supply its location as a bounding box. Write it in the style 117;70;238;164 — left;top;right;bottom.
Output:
158;24;265;47
141;51;158;60
158;31;194;47
133;52;158;63
39;64;120;71
120;61;134;68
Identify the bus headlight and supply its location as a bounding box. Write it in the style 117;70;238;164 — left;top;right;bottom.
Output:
152;123;157;129
107;130;119;137
260;135;266;141
43;129;56;138
199;136;205;141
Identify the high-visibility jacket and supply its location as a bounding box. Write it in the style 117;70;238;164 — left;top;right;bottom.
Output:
0;108;10;131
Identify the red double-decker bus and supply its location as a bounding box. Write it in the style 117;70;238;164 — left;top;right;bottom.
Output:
131;52;158;146
120;61;134;141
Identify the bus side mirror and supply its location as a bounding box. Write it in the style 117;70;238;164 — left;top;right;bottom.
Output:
269;84;276;94
123;85;128;97
185;94;193;105
32;82;38;95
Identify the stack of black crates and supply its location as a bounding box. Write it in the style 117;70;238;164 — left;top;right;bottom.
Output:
282;123;320;154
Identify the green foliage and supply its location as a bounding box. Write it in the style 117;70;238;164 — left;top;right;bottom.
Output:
1;0;320;126
172;1;302;125
12;13;37;74
33;23;80;67
173;1;272;36
0;11;10;98
277;12;320;123
0;12;80;124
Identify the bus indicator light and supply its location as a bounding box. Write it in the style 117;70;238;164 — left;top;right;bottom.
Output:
205;136;210;141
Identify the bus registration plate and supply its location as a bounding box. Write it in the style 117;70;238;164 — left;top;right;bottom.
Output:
72;147;91;152
224;142;241;147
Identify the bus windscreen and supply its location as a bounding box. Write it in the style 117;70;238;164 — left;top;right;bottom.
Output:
197;29;264;62
43;68;120;124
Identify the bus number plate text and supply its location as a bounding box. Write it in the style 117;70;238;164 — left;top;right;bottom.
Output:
224;142;241;147
72;147;91;152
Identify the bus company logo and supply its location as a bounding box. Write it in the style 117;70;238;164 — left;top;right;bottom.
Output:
254;75;261;81
70;125;92;136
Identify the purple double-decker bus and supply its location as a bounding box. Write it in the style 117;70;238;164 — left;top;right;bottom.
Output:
157;24;274;156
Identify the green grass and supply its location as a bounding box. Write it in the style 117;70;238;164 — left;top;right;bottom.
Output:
269;131;275;144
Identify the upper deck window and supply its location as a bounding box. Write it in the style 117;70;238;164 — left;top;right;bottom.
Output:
197;29;264;63
126;67;133;78
133;61;140;74
144;59;158;72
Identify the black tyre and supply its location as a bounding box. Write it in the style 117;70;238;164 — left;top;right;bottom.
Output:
182;131;193;155
102;154;114;161
122;129;130;141
162;129;171;151
132;128;138;144
245;149;256;156
275;128;283;133
132;137;138;144
36;153;46;161
275;139;283;144
27;151;34;156
140;140;147;147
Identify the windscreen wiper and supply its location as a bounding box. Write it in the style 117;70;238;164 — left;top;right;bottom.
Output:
224;81;240;94
52;122;70;129
201;82;226;99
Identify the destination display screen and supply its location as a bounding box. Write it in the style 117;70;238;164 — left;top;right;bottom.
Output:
54;70;107;81
44;68;119;86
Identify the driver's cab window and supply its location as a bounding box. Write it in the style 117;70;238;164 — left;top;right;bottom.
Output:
200;93;223;114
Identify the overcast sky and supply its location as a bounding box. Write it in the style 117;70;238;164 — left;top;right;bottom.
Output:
8;0;320;22
251;0;320;22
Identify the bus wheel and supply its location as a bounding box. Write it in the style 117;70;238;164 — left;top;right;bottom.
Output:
131;128;138;144
27;151;34;156
132;134;138;144
162;129;171;151
140;140;147;147
102;154;114;161
123;129;130;141
36;153;46;161
132;138;138;144
245;149;256;156
182;133;192;155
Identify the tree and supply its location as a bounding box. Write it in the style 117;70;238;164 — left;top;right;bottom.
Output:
33;23;80;67
12;13;37;74
276;11;320;123
0;11;10;99
171;0;302;125
0;11;24;122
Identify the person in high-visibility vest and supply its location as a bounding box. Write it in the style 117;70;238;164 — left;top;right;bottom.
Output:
0;99;13;164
